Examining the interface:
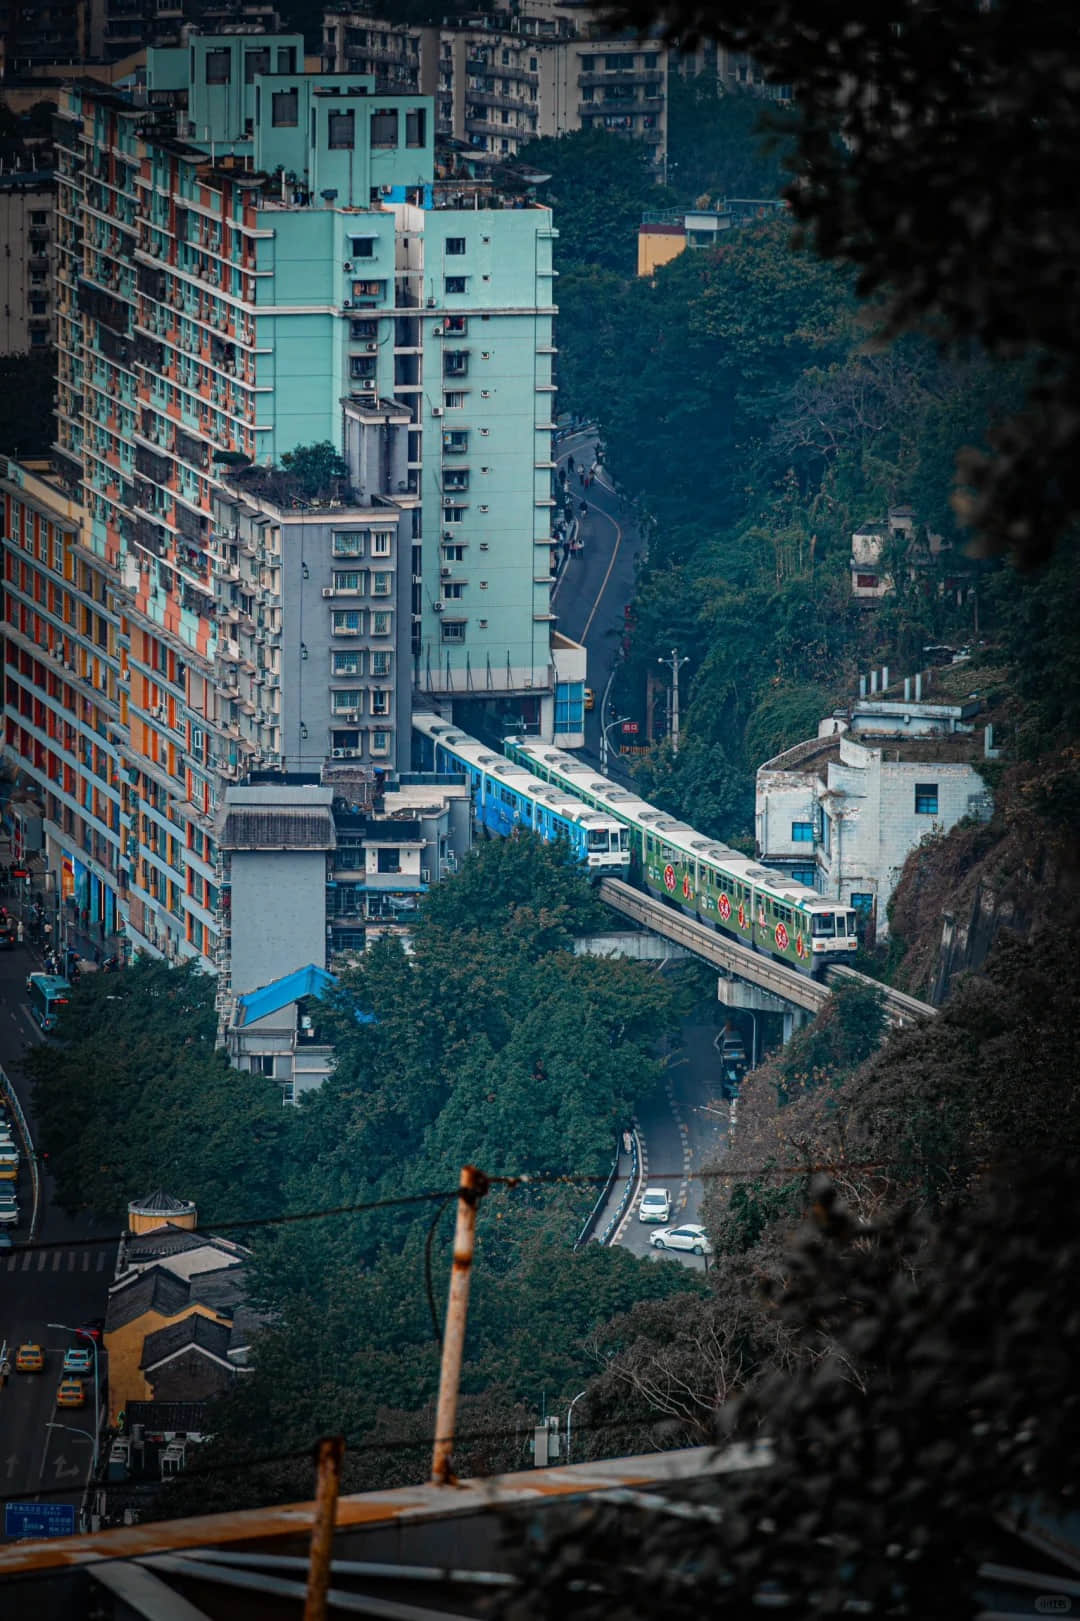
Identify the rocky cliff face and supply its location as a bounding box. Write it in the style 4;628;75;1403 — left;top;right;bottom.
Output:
888;756;1078;1002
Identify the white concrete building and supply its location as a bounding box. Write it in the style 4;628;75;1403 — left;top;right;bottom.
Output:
755;682;994;939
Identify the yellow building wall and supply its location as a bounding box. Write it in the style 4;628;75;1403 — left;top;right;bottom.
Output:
105;1304;228;1423
637;229;688;278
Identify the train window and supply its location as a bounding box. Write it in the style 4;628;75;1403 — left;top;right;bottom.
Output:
847;913;858;936
620;829;630;852
587;828;609;850
811;913;835;936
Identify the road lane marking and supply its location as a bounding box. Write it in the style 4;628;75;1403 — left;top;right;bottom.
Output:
82;1252;89;1271
96;1252;105;1270
36;1250;47;1270
52;1249;62;1270
581;504;623;645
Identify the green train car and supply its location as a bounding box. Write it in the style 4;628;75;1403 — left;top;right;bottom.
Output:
504;737;858;977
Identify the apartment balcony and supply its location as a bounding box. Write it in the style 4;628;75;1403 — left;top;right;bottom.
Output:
466;89;529;113
577;69;664;89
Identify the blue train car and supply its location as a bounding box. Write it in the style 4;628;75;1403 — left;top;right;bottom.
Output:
413;713;630;872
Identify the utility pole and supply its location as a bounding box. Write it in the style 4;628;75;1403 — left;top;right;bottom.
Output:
431;1165;489;1485
657;649;689;756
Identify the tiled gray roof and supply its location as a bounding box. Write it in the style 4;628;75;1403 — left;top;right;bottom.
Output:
141;1315;233;1370
106;1266;191;1332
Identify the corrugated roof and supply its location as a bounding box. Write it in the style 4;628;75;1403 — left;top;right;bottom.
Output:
235;963;338;1028
218;805;336;850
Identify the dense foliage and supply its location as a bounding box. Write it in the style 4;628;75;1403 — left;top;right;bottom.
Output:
26;838;700;1506
604;0;1080;567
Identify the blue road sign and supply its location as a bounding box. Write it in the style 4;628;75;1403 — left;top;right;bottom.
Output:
4;1501;76;1538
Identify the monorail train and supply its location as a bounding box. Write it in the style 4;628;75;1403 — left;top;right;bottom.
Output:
503;735;858;977
412;713;631;872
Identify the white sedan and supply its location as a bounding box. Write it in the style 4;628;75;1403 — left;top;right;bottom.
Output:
637;1187;671;1223
649;1223;713;1256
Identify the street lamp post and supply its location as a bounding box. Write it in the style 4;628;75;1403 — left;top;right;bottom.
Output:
600;713;630;775
566;1389;587;1464
44;1422;97;1490
49;1322;101;1477
657;649;690;757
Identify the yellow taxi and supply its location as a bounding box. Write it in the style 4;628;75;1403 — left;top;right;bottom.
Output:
583;686;595;712
56;1377;85;1408
15;1343;44;1374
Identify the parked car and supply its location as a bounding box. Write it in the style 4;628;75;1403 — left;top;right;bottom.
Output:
0;1233;13;1250
56;1378;85;1409
15;1343;44;1373
583;686;595;711
638;1186;671;1223
0;1196;19;1226
62;1346;93;1375
76;1318;105;1343
649;1223;713;1256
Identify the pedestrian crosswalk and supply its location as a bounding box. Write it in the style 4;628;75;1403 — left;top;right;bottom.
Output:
3;1247;110;1272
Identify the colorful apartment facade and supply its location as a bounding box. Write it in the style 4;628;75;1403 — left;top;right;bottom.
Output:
1;34;570;967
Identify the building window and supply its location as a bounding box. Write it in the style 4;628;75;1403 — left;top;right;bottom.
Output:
855;573;879;589
332;689;363;713
371;610;391;635
443;430;468;454
30;210;47;226
30;329;47;347
442;543;465;562
371;729;391;755
444;314;467;334
790;866;817;887
445;276;468;295
331;609;363;634
914;782;939;815
443;505;466;523
442;582;464;599
333;570;364;593
349;356;376;379
441;620;466;642
851;892;874;917
370;570;391;596
350;235;376;258
446;237;466;255
370;689;390;715
371;650;391;676
351;279;385;300
371;109;398;147
333;650;362;675
332;531;365;556
244;47;271;82
444;351;469;377
405;108;426;147
205;48;231;84
369;530;392;556
350;318;377;339
443;468;469;491
791;821;814;843
443;391;467;409
277;46;297;72
328;110;356;148
271;89;298;126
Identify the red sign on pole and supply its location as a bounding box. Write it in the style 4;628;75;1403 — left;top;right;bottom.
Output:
621;720;639;735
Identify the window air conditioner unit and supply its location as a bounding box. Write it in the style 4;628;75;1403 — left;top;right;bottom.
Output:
433;601;444;612
332;747;346;758
343;261;353;272
322;587;335;597
432;327;443;337
365;342;378;352
431;405;444;417
440;565;451;576
343;748;361;758
342;300;352;309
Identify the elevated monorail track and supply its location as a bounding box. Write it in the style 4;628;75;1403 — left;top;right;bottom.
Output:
598;879;936;1029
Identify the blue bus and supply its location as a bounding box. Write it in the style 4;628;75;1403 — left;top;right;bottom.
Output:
26;972;71;1032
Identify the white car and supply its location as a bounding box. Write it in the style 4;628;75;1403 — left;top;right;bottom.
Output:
638;1187;671;1224
650;1223;713;1256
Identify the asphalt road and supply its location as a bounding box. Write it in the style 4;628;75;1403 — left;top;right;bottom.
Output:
0;914;116;1534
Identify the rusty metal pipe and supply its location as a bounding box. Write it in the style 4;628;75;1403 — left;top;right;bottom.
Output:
303;1435;344;1621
